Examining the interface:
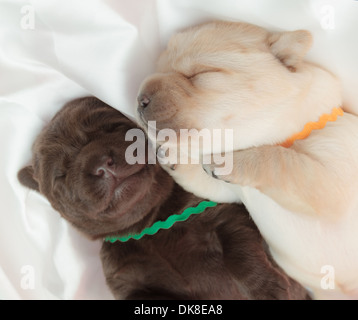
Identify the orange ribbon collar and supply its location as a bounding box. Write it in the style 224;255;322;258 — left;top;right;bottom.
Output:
280;107;344;148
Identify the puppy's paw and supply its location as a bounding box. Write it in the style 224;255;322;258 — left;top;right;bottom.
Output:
202;162;233;183
156;145;178;171
202;163;219;179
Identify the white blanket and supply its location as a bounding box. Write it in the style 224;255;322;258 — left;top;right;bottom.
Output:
1;0;358;299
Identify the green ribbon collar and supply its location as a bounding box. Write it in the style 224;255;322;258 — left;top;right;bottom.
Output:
104;200;218;243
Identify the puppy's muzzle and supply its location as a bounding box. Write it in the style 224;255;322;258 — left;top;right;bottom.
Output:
137;94;151;125
94;156;116;178
138;94;151;109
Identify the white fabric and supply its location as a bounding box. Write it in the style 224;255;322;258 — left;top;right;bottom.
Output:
1;0;358;300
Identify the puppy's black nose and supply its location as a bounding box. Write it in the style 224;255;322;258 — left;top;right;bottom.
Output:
138;94;151;109
95;156;116;177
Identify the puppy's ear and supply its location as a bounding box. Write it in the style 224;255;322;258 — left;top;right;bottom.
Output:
268;30;313;71
18;166;40;192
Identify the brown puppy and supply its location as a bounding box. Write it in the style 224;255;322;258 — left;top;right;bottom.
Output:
18;97;309;299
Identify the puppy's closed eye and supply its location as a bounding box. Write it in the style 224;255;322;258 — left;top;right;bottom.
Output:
53;170;67;186
55;171;67;179
187;67;224;80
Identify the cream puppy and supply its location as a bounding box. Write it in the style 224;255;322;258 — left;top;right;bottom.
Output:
136;21;358;299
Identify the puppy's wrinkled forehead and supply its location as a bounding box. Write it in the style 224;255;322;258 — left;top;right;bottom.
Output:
158;21;268;75
32;97;132;173
37;98;128;145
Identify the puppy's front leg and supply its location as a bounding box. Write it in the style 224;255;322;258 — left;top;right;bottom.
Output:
204;146;345;218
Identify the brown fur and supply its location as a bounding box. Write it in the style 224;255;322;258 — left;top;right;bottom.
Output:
18;97;309;299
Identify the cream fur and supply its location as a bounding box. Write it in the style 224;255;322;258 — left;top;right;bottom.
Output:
137;21;358;299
